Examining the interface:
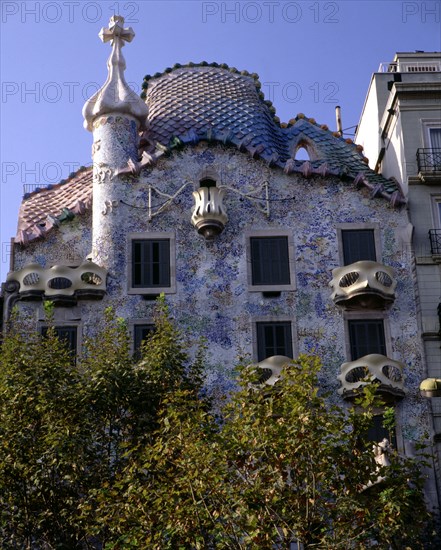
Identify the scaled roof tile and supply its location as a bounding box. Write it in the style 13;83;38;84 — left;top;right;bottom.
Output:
14;64;404;246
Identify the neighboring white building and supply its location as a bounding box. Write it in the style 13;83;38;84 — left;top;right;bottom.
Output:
356;50;441;508
2;24;439;511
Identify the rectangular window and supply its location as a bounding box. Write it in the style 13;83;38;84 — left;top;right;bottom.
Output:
41;326;78;356
250;236;290;286
133;324;154;360
342;230;376;265
257;321;293;361
348;319;386;360
429;128;441;150
132;239;170;289
366;414;396;447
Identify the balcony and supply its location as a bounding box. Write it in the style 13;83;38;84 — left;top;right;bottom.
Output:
329;261;396;310
429;229;441;258
378;61;441;73
338;354;405;402
6;261;107;305
417;148;441;183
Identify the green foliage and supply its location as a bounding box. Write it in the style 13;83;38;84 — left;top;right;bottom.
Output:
0;303;437;549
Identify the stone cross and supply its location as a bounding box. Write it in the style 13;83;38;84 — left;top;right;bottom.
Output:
82;15;147;131
98;15;134;46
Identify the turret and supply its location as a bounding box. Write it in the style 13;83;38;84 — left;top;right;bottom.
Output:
82;16;147;271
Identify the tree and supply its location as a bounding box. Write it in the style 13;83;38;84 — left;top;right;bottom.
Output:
0;308;89;547
98;355;436;549
0;300;437;548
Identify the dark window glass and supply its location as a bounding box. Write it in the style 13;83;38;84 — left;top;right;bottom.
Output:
199;178;216;188
342;230;376;265
134;324;154;360
348;319;386;360
250;237;290;286
132;239;170;288
257;322;293;361
41;326;77;356
366;414;396;447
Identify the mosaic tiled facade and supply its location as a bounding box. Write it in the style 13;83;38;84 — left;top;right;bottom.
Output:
2;17;439;509
7;142;430;439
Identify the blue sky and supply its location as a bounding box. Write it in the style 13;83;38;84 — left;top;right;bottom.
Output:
1;0;440;280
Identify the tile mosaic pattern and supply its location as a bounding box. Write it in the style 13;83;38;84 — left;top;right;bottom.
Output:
14;65;403;247
12;144;430;445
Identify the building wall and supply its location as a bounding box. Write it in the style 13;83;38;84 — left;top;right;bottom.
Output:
13;211;92;271
11;143;431;448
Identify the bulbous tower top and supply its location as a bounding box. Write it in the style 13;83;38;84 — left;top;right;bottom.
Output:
82;15;148;132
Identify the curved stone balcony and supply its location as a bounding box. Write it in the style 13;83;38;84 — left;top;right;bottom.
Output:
191;186;228;240
6;261;107;304
254;355;292;386
330;261;396;309
338;354;405;401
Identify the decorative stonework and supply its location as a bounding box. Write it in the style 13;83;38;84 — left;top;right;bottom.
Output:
102;200;119;215
252;355;292;386
7;261;107;301
191;186;228;240
338;354;405;400
93;164;115;185
329;260;396;309
82;15;147;132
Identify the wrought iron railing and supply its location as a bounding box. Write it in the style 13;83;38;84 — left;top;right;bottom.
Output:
429;229;441;255
417;149;441;172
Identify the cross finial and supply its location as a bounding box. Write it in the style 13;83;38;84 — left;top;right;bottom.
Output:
98;15;135;45
82;15;148;132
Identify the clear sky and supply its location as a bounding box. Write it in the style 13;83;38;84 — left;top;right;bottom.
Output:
1;0;440;280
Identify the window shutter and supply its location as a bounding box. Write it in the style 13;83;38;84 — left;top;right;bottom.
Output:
257;322;293;361
132;240;170;288
342;230;376;265
348;319;386;360
251;237;290;285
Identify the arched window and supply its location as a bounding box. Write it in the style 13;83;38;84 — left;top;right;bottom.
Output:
294;146;310;161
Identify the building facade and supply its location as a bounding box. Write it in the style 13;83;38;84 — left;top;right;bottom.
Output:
356;51;441;507
2;23;439;510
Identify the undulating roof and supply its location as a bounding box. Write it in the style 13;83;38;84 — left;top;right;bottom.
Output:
15;64;404;246
16;167;92;245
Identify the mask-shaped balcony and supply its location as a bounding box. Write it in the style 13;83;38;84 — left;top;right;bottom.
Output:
338;353;405;402
330;261;396;309
254;355;292;386
6;261;107;305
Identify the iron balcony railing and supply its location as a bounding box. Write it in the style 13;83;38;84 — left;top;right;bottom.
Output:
429;229;441;255
417;149;441;173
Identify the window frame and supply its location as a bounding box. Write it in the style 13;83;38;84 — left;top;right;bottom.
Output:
421;119;441;149
343;311;391;361
430;194;441;228
253;317;296;362
128;232;176;295
39;323;80;359
366;413;397;448
336;223;381;266
246;230;296;292
130;320;155;359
